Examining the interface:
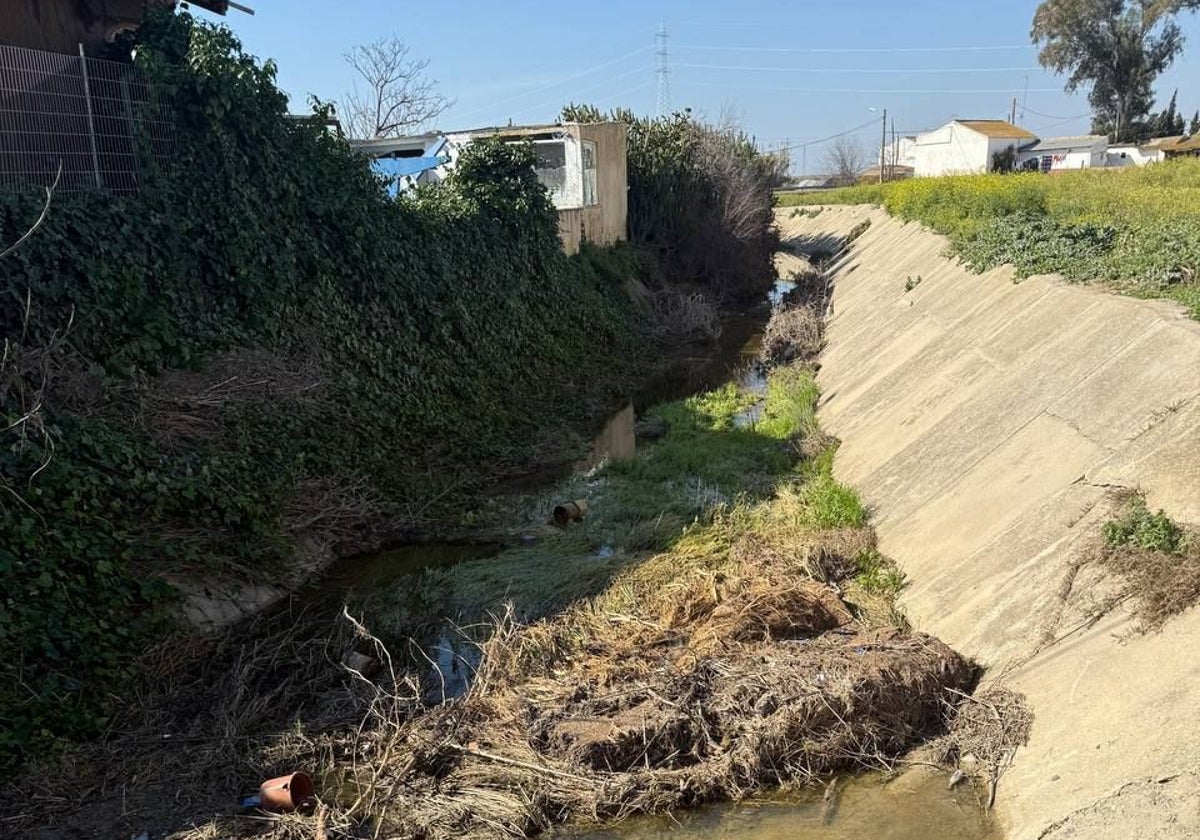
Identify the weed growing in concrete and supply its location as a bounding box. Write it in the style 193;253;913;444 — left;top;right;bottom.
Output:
1103;495;1186;554
1100;494;1199;632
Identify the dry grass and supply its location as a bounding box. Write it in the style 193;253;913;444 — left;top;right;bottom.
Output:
1098;540;1200;633
155;514;972;840
652;288;722;341
760;305;823;366
146;349;324;445
932;685;1033;808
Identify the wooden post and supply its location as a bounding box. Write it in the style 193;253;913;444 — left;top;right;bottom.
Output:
879;108;887;184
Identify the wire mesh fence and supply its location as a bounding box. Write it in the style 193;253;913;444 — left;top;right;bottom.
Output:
0;43;174;195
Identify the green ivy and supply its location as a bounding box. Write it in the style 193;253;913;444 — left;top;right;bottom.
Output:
0;10;648;766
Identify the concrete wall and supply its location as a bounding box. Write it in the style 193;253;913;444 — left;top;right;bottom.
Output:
1107;145;1165;167
777;205;1200;840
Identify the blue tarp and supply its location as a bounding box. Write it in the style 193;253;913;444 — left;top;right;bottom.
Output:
373;156;447;196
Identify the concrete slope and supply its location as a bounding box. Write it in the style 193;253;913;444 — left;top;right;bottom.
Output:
776;205;1200;840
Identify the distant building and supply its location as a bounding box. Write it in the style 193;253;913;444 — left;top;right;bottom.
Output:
913;120;1037;177
353;122;629;256
1156;135;1200;160
1018;135;1108;172
1106;135;1185;167
2;0;248;56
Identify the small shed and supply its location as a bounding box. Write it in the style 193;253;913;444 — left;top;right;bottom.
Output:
1018;135;1108;172
355;122;629;255
913;120;1037;177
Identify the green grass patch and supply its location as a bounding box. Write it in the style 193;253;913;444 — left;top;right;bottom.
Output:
360;365;856;636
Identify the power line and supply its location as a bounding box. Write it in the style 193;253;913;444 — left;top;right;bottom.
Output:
505;65;648;121
450;46;652;123
1022;105;1091;120
679;81;1062;94
675;43;1035;54
676;62;1044;74
765;117;882;152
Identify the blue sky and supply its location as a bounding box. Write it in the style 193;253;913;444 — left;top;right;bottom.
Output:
212;0;1200;172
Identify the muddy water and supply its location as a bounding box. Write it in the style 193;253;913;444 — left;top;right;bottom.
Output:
557;773;996;840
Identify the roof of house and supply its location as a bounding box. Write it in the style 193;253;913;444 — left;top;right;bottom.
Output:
1161;135;1200;153
1143;135;1185;149
350;134;445;157
1021;135;1107;153
956;120;1037;140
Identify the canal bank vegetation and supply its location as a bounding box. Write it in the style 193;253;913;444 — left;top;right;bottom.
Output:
0;5;788;783
7;295;976;838
777;160;1200;318
0;11;731;770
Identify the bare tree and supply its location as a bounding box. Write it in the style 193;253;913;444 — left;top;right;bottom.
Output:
822;136;866;185
342;37;452;138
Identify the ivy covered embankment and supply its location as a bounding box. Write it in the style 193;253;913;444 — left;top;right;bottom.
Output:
0;13;648;764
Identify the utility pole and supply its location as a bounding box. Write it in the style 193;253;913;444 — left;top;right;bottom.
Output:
656;23;671;118
1010;96;1018;126
879;107;887;184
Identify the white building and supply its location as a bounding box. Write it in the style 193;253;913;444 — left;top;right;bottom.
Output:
913;120;1037;177
1017;135;1108;172
1106;135;1184;167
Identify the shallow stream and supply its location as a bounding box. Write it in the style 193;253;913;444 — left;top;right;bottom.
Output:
555;773;996;840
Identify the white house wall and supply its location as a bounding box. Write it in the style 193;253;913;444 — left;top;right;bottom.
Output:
1106;145;1163;167
914;124;990;176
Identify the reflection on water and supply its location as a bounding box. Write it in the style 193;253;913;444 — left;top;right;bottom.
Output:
319;542;501;596
554;773;996;840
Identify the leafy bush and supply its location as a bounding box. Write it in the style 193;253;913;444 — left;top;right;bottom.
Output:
564;105;781;302
1104;496;1186;554
0;10;647;766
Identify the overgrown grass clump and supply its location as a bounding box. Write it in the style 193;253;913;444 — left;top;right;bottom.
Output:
777;161;1200;317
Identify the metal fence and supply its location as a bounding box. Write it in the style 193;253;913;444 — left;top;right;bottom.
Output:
0;43;174;195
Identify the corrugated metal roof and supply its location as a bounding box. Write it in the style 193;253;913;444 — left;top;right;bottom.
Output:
1022;135;1107;152
957;120;1037;140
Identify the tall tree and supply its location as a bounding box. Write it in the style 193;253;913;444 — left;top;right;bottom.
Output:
1152;88;1186;135
342;37;452;138
1191;109;1200;134
1032;0;1200;143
